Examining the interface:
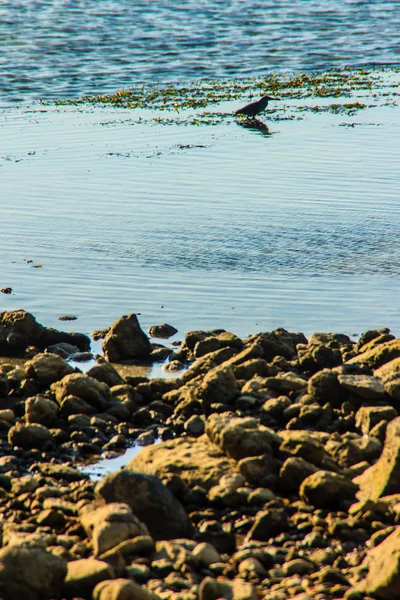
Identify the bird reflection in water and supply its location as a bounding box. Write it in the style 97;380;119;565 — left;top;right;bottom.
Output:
236;118;271;136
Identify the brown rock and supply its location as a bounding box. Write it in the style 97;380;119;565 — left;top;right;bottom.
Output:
361;526;400;599
355;406;398;434
300;470;358;508
206;413;276;460
8;422;53;449
348;340;400;370
102;314;152;362
128;435;237;490
63;558;114;598
93;578;158;600
25;394;58;426
95;470;191;541
337;373;385;400
355;417;400;502
51;372;111;411
0;544;67;600
25;352;74;386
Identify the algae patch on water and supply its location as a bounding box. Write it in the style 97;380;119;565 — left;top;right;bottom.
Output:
50;67;399;126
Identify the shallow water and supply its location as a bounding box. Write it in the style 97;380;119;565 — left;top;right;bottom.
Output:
1;71;400;341
1;1;400;105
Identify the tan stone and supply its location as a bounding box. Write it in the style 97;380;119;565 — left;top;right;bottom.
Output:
128;435;237;490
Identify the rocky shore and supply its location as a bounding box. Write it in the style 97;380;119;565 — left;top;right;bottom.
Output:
1;309;400;600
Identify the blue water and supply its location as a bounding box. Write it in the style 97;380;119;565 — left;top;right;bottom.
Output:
1;0;399;104
1;2;400;342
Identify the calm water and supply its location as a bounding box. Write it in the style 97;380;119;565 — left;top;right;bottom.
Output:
1;0;400;104
1;2;400;342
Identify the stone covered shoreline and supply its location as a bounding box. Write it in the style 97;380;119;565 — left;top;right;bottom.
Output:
1;310;400;600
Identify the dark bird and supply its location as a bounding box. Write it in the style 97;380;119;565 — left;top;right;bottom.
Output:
235;95;277;117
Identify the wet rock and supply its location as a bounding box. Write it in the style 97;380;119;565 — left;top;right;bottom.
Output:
25;394;58;426
0;544;67;600
337;373;385;400
102;314;152;362
0;310;43;356
355;417;400;502
206;413;275;460
51;373;111;411
93;578;158;600
95;470;192;540
360;526;400;599
63;558;114;599
87;359;125;387
8;421;53;449
45;342;81;358
300;471;358;508
148;323;178;339
80;502;148;556
355;406;397;435
25;353;75;386
129;435;237;490
60;394;98;416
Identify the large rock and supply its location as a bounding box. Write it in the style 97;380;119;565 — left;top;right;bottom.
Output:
355;417;400;502
95;470;192;541
63;558;114;599
279;457;319;492
25;395;59;426
337;373;385;400
300;470;358;508
347;340;400;370
24;353;74;386
128;435;237;490
80;503;149;556
278;430;334;469
205;414;275;460
102;314;152;362
308;369;347;407
51;373;111;411
251;329;299;361
8;422;53;449
355;405;398;435
0;544;67;600
93;578;158;600
360;526;400;599
375;358;400;401
198;365;238;405
0;310;90;357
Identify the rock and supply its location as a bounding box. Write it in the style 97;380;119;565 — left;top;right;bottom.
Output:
308;369;347;407
0;310;43;356
93;578;158;600
102;314;152;362
80;503;149;556
25;394;58;426
0;544;67;600
374;358;400;401
355;417;400;502
205;414;275;460
278;430;331;468
8;422;53;449
347;340;400;370
25;352;75;385
252;328;298;361
300;471;358;508
279;457;319;492
0;372;9;397
192;542;221;566
51;373;111;411
360;526;400;599
45;341;81;358
337;373;385;400
63;558;114;599
355;406;398;434
199;576;257;600
199;365;238;405
95;470;192;541
128;435;237;490
148;323;178;339
246;508;288;541
60;394;97;417
238;453;280;489
87;360;125;387
184;414;205;436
